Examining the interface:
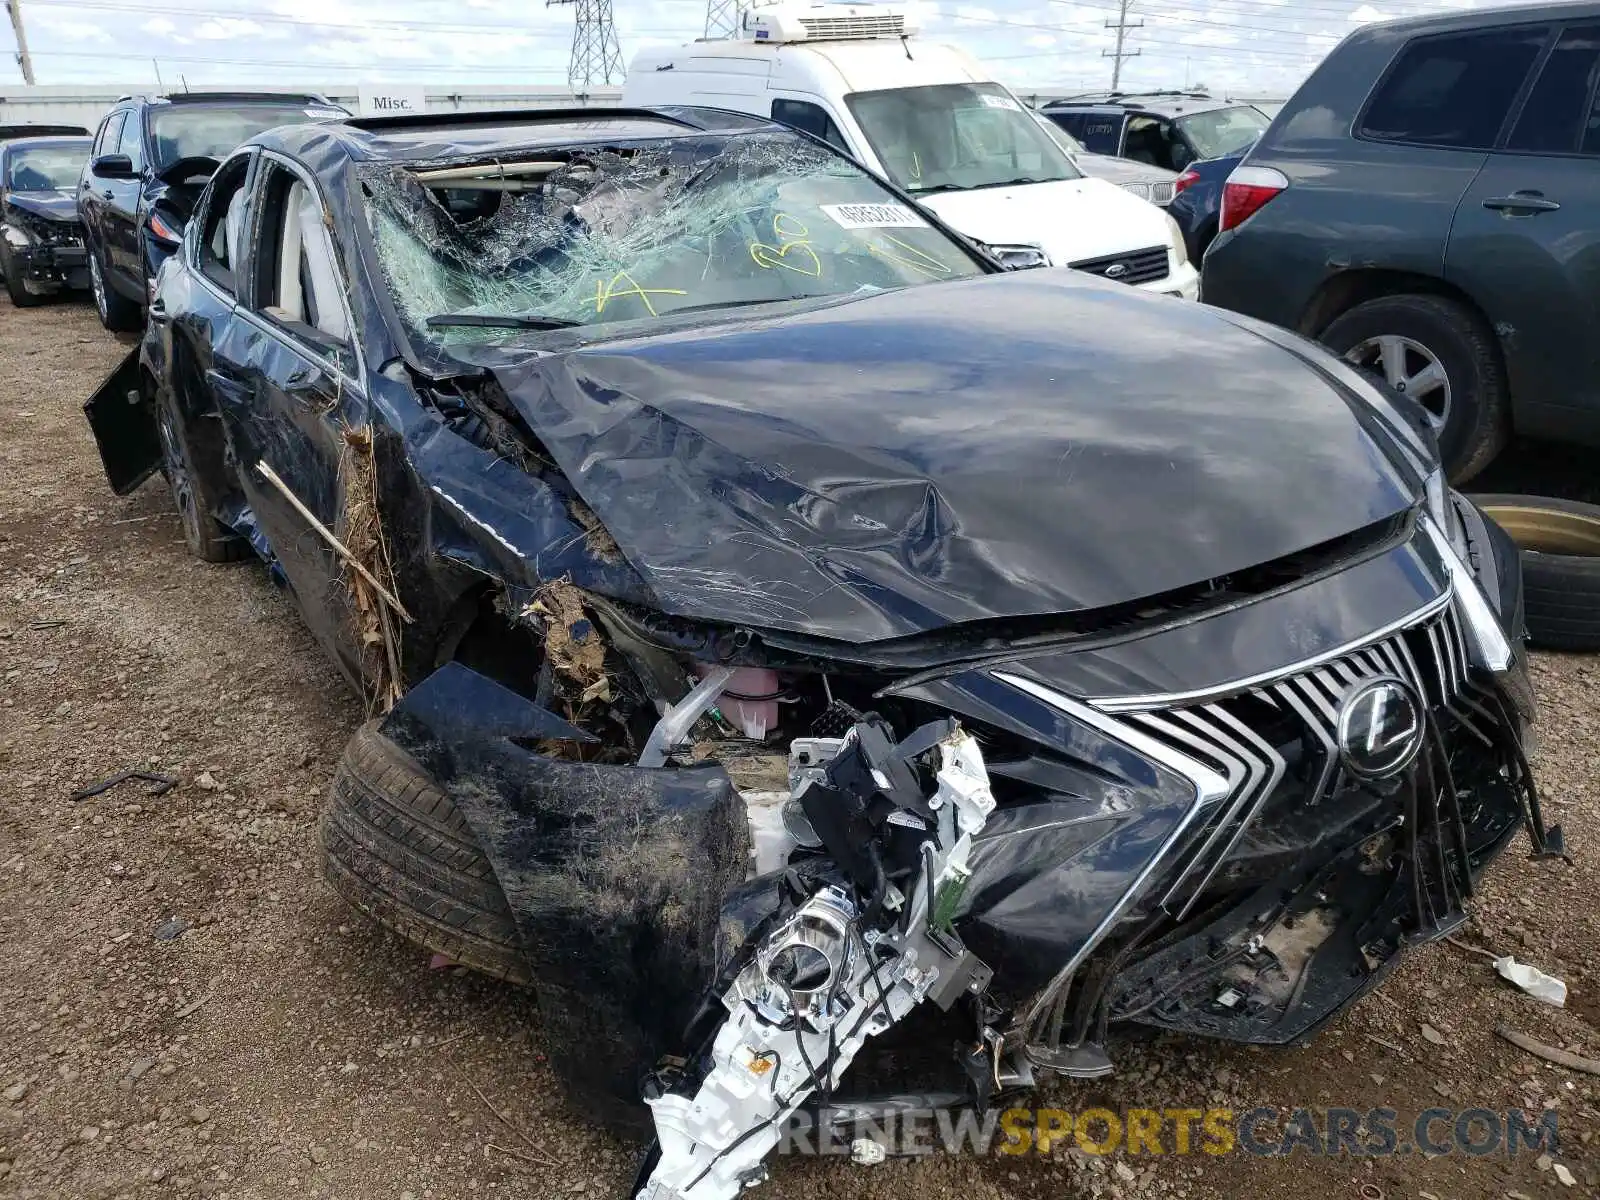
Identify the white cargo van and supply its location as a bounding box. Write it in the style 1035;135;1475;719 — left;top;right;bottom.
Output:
623;3;1198;298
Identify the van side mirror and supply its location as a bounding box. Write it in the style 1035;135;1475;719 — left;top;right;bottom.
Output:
92;154;136;179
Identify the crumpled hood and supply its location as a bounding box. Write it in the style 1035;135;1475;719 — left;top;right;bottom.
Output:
488;271;1416;643
5;190;79;224
916;176;1170;267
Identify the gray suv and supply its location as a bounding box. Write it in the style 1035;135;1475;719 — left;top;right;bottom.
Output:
1203;3;1600;482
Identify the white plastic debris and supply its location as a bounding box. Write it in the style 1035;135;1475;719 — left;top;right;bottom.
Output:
1493;956;1567;1008
850;1139;886;1166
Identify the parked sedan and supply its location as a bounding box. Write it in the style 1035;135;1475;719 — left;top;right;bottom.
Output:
78;90;347;331
0;136;92;305
85;104;1553;1200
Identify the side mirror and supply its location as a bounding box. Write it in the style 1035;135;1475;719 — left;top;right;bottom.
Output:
91;154;136;179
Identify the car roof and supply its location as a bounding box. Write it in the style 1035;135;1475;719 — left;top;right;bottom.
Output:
1;134;92;153
1364;0;1600;35
258;106;786;165
1046;92;1247;118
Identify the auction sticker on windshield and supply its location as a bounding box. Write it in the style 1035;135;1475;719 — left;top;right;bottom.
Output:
979;93;1023;112
820;202;928;230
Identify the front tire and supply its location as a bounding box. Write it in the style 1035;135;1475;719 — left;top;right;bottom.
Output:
88;247;141;332
1320;294;1508;484
1;245;46;307
321;722;531;985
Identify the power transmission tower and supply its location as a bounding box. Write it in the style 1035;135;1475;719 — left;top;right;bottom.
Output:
546;0;625;97
5;0;35;85
1102;0;1141;91
704;0;744;40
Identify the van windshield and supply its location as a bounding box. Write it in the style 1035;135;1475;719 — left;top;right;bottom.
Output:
846;83;1082;193
363;131;988;342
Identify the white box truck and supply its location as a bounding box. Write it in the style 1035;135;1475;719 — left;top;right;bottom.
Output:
623;3;1198;298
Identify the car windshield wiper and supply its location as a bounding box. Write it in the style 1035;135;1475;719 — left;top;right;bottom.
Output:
425;312;581;330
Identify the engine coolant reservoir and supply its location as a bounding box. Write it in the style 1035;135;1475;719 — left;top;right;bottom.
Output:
695;664;779;741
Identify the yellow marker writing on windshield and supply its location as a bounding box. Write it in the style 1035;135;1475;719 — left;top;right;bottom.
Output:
593;270;687;318
869;234;951;278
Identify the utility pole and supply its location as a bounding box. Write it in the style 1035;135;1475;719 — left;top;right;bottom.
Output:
546;0;625;98
704;0;744;40
6;0;35;86
1102;0;1141;92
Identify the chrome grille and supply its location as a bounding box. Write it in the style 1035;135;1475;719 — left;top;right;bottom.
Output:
1068;244;1169;286
1117;600;1491;918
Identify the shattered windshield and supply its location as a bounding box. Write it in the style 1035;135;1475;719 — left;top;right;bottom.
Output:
845;83;1081;194
362;132;987;341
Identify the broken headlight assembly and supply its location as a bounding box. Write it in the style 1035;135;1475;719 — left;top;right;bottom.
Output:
1422;467;1512;673
637;718;1001;1200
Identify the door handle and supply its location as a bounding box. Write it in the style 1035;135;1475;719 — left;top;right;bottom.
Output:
285;364;325;391
1483;191;1561;214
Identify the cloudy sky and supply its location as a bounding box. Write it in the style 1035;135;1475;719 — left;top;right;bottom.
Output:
12;0;1517;97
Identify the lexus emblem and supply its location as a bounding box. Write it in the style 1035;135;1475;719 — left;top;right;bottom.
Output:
1337;676;1425;780
1103;262;1130;279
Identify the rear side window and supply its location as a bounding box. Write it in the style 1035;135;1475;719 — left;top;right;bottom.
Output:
95;111;126;159
1077;114;1123;154
1046;111;1087;141
1507;25;1600;154
770;99;848;152
252;162;350;352
1360;27;1549;149
196;155;253;295
115;111;145;171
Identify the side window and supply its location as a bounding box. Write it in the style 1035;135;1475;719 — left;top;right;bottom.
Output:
195;155;253;295
95;112;126;160
115;109;145;172
252;162;350;354
1124;116;1186;171
1078;115;1122;154
771;99;849;152
1360;26;1550;149
1048;112;1087;141
1507;25;1600;154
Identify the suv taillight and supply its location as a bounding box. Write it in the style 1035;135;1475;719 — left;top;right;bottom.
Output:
1174;169;1200;195
1219;165;1288;233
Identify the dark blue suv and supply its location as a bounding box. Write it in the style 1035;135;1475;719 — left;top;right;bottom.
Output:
79;91;347;331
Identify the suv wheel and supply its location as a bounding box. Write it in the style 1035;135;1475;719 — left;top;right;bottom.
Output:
89;248;141;332
155;387;250;564
1319;294;1508;483
0;244;46;307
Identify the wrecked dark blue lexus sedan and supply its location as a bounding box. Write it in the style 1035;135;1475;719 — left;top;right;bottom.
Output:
83;106;1560;1200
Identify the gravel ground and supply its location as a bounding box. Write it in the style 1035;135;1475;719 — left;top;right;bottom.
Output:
1;298;1596;1200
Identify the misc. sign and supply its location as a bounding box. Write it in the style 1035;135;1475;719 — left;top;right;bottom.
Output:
357;85;428;118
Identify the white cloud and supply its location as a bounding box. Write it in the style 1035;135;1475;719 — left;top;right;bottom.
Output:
1347;5;1394;23
142;17;178;37
193;18;268;41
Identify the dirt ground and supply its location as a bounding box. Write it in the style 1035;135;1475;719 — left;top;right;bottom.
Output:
1;299;1596;1200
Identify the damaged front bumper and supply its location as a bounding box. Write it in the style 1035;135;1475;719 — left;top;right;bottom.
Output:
369;495;1555;1200
11;240;88;292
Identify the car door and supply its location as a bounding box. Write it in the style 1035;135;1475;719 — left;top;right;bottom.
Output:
1077;111;1126;156
83;150;256;496
1447;22;1600;438
105;107;149;291
79;110;124;261
212;152;368;680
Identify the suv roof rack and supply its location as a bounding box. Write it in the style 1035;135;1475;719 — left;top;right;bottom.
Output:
344;106;700;133
1047;89;1214;107
157;91;335;105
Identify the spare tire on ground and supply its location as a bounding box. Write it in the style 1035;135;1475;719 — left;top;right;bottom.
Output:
321;721;532;985
1468;494;1600;653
